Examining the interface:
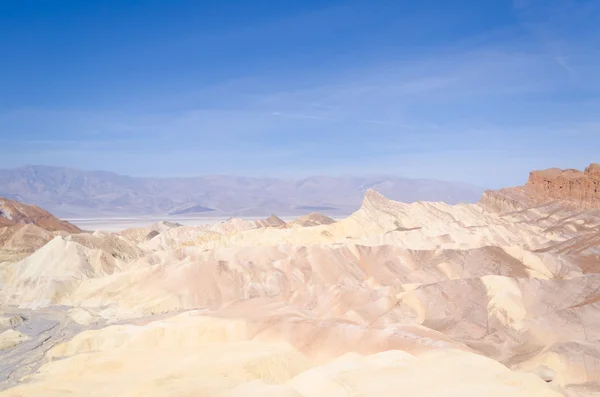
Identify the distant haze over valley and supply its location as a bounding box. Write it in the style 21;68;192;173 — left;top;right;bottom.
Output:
0;165;484;217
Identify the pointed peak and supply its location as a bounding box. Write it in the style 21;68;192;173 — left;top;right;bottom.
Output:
362;189;390;206
262;214;286;227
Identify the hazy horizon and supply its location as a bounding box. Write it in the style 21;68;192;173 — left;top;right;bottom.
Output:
0;165;485;217
1;163;489;188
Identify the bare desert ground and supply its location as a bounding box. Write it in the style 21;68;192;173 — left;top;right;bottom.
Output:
1;164;599;397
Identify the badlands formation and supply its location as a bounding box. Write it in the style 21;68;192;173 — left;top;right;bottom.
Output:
0;198;81;263
0;164;599;396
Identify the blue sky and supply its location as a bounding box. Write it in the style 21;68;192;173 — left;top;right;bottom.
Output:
1;0;599;187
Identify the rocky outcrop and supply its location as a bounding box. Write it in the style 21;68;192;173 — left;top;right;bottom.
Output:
289;213;336;227
525;163;600;208
255;214;287;228
478;189;537;213
480;163;600;212
0;198;81;263
0;198;81;233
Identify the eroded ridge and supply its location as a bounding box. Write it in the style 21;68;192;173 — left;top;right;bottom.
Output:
1;178;599;396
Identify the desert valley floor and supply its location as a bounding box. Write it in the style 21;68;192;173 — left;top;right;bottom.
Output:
1;164;600;396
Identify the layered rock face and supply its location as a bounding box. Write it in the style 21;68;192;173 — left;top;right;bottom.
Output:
0;198;81;233
0;197;81;263
480;163;600;212
526;163;600;208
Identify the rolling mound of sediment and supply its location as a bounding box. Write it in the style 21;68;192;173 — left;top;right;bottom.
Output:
1;177;600;396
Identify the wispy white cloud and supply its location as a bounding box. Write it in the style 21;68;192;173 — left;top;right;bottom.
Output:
554;55;577;76
512;0;600;80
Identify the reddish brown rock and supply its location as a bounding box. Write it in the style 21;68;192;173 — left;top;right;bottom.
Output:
480;163;600;212
0;197;81;233
586;162;600;179
0;197;81;262
525;163;600;208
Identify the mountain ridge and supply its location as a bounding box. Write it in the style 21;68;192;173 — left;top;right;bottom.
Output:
0;165;484;217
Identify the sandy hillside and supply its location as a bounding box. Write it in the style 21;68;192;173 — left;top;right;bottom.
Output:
1;165;600;396
1;197;82;271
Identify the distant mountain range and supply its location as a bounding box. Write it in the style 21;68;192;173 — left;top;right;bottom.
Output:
0;165;485;217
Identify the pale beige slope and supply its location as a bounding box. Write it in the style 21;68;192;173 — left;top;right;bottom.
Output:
1;204;592;347
0;314;29;351
288;213;336;227
185;190;559;253
538;232;600;257
138;225;222;251
535;231;600;275
56;242;583;319
131;216;287;252
33;241;595;394
129;190;592;256
0;236;132;308
537;232;600;273
395;275;600;343
47;309;464;365
500;202;600;237
0;224;54;253
390;274;600;391
287;349;563;397
120;220;182;244
2;188;599;396
43;241;595;393
0;313;561;397
0;329;29;350
514;340;600;388
65;231;144;262
0;224;58;264
0;311;562;397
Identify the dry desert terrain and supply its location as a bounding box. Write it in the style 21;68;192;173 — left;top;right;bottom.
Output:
1;164;599;396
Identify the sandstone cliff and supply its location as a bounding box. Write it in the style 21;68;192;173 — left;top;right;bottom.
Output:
480;163;600;212
526;163;600;208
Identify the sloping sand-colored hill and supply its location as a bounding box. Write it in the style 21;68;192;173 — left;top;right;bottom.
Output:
1;167;600;396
